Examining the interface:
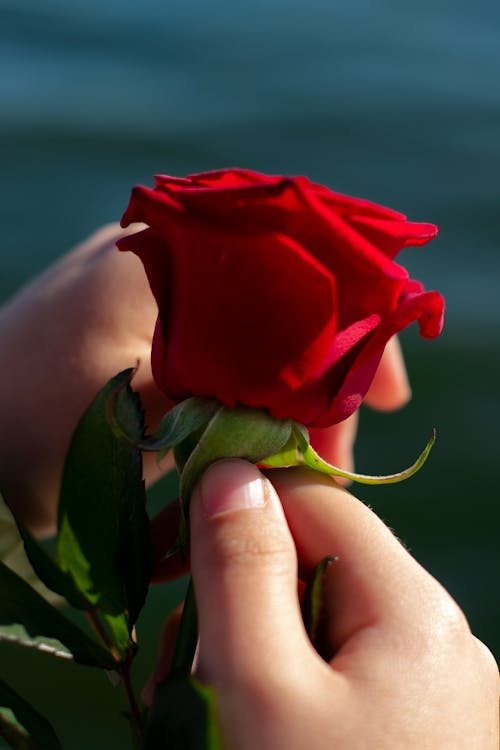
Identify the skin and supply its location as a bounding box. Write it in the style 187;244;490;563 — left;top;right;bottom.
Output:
185;460;499;749
0;225;171;534
2;225;497;747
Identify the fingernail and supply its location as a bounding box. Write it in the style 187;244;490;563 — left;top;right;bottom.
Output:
197;459;266;518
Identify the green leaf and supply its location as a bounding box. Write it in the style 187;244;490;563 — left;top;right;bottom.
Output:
0;500;65;605
0;561;116;668
0;513;22;561
57;369;152;654
15;522;86;610
302;556;336;647
0;677;63;750
144;676;222;750
262;424;436;485
180;407;292;517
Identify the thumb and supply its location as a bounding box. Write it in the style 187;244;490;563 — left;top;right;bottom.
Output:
189;459;308;687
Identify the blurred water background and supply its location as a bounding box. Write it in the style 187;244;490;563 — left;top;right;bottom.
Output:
1;0;499;746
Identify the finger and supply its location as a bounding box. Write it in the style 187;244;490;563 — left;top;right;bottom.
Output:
268;468;464;655
308;411;358;477
150;500;189;583
364;335;411;411
189;459;310;686
142;604;183;706
142;450;175;490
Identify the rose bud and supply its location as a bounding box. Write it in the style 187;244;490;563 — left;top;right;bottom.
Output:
118;169;444;428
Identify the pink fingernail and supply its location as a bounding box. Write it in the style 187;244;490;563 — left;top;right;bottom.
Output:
198;460;266;518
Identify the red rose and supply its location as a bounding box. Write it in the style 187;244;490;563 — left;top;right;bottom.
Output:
118;168;444;427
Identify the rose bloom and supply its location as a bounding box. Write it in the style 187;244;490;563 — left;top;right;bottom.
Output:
118;169;444;428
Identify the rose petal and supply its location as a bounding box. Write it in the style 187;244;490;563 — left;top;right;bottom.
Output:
311;284;445;426
347;215;439;259
120;185;183;229
118;169;444;428
288;182;410;325
149;219;338;409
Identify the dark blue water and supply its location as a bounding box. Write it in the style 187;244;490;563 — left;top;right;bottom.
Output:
1;1;499;746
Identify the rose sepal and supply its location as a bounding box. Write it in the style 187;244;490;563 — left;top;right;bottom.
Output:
175;406;293;544
107;370;221;461
261;423;436;485
109;376;435;492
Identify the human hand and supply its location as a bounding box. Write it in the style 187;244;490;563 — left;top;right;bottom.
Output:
0;224;172;535
0;225;409;536
157;460;499;749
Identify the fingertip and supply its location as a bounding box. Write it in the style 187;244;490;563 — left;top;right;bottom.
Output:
309;412;358;481
364;336;411;411
193;459;267;519
150;500;189;584
142;604;183;706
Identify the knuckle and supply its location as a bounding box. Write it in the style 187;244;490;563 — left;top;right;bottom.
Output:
472;637;500;686
401;587;471;659
423;590;471;650
433;593;470;636
210;521;293;576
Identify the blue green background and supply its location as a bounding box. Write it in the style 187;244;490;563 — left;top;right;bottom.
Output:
1;0;499;746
